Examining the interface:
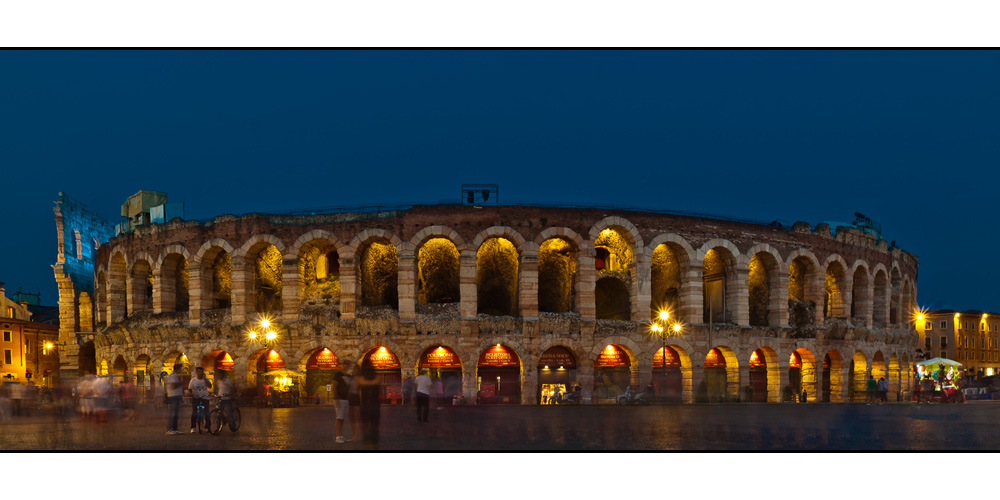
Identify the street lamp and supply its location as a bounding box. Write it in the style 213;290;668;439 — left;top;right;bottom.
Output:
247;315;281;407
650;310;683;401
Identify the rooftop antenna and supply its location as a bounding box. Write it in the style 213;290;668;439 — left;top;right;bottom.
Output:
461;184;499;206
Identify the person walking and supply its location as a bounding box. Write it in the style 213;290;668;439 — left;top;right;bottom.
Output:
865;375;877;405
120;377;137;421
165;364;184;435
215;370;237;430
356;362;382;449
877;377;888;405
92;376;111;423
332;370;350;443
188;367;212;433
414;368;432;422
402;376;414;405
348;363;362;442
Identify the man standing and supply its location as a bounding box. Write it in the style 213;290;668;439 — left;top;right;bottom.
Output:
414;368;432;422
865;375;877;405
165;364;184;435
332;370;350;443
216;370;237;431
188;367;212;433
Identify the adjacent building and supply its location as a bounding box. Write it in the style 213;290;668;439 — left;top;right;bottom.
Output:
0;282;60;385
916;309;1000;377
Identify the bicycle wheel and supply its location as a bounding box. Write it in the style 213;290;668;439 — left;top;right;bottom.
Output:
208;409;223;435
197;408;205;434
230;407;241;432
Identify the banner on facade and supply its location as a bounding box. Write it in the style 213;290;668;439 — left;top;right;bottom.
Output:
705;348;726;368
306;348;341;370
594;345;630;367
367;347;400;370
478;345;519;367
789;352;802;368
419;346;461;368
538;346;576;368
265;350;285;370
214;352;235;371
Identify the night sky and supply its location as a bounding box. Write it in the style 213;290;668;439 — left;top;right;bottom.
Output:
2;50;998;311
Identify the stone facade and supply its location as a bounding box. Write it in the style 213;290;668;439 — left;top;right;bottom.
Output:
60;198;921;404
917;310;1000;376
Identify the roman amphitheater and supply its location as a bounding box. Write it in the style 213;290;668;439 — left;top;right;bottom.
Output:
53;194;920;405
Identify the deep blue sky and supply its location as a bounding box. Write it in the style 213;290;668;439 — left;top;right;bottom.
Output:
2;50;998;311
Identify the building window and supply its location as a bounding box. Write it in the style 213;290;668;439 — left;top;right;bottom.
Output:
941;336;947;348
5;307;12;319
925;338;932;351
3;349;10;365
925;321;932;330
2;331;9;342
965;321;970;330
23;339;28;356
941;321;947;329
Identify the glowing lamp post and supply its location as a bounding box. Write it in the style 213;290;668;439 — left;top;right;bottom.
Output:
650;310;683;401
247;316;281;406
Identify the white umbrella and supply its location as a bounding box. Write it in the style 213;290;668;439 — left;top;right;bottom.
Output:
915;357;963;367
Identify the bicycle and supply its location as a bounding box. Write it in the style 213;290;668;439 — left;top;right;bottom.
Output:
209;393;241;435
193;397;210;434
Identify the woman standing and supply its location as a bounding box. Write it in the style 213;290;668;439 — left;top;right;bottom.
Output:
356;362;382;449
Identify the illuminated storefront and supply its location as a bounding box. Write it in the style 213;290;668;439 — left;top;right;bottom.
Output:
362;346;402;404
477;345;520;404
204;350;235;387
749;349;767;402
593;344;630;403
652;346;682;402
704;348;727;401
305;348;341;398
537;346;576;404
417;345;462;402
788;351;802;397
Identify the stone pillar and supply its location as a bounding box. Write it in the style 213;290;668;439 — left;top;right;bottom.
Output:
680;264;703;325
578;360;595;404
738;364;750;402
521;367;537;405
839;365;851;402
230;259;250;323
459;250;477;319
838;273;854;319
519;249;539;319
814;362;825;402
688;362;704;404
635;252;651;320
396;250;417;324
188;265;204;326
339;254;356;320
576;247;596;321
108;276;126;323
152;272;165;314
777;359;789;403
772;272;789;327
807;272;825;326
463;363;478;402
732;268;750;326
281;258;300;322
862;282;875;328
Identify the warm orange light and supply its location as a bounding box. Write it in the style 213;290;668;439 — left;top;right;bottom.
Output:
44;342;53;349
379;347;387;353
673;323;682;333
265;331;276;341
916;314;924;321
260;319;271;329
659;310;669;321
248;331;257;340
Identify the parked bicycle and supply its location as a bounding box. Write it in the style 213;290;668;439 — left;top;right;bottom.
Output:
209;393;241;435
193;397;210;434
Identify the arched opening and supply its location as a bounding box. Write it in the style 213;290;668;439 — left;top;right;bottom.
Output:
165;352;192;393
873;269;889;327
650;243;682;318
362;346;403;404
160;253;189;312
594;228;633;273
789;348;817;402
788;256;819;327
749;253;779;327
652;346;682;402
303;347;341;400
95;271;107;326
849;351;868;402
108;253;127;322
890;268;902;325
888;353;901;400
595;277;630;320
703;347;739;402
477;344;521;404
824;260;847;319
749;349;770;402
872;351;886;387
538;238;577;313
248;244;283;314
299;240;340;310
247;348;285;406
851;266;870;324
202;350;235;388
476;238;518;316
593;344;631;403
112;355;128;385
538;346;577;404
78;341;96;376
134;354;152;395
202;248;232;310
822;351;844;402
417;345;463;406
360;240;399;309
703;248;736;324
418;238;461;305
78;292;93;332
130;259;153;315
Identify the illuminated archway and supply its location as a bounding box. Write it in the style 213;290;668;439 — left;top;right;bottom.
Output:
703;248;737;324
652;346;682;402
748;252;780;327
824;260;848;319
202;350;235;388
537;346;577;404
478;344;522;405
302;347;341;399
849;351;868;402
595;277;630;320
538;238;577;313
789;348;818;402
112;355;128;383
362;346;403;403
594;344;632;403
477;238;519;316
703;347;739;402
650;243;683;320
417;345;463;405
160;253;190;312
418;239;461;305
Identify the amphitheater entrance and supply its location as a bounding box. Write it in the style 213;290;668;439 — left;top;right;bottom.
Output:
303;347;341;401
134;354;152;388
165;352;192;390
703;348;733;402
78;341;96;376
248;349;285;406
537;346;577;404
202;350;235;388
749;349;768;402
477;344;521;405
789;349;817;402
417;345;463;404
593;344;631;404
362;346;403;404
849;351;868;402
651;346;683;402
822;351;845;402
112;355;128;385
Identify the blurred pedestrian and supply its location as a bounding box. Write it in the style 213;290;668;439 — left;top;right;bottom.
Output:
77;374;95;419
877;377;888;405
402;376;413;405
865;375;877;405
215;370;237;431
357;362;381;449
348;363;362;442
415;368;431;422
92;376;111;423
10;382;25;417
0;383;11;421
120;377;137;421
165;364;184;435
188;367;212;433
332;369;350;443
